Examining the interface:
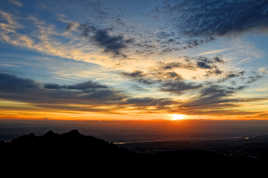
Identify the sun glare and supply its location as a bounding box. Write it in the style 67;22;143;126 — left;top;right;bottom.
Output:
171;114;186;121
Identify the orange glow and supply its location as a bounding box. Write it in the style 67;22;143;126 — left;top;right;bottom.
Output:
170;114;186;121
0;99;267;121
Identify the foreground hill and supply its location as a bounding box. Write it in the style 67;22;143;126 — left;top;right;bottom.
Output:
0;130;264;172
0;130;134;165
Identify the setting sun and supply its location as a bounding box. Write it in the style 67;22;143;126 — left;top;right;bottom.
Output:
171;114;186;121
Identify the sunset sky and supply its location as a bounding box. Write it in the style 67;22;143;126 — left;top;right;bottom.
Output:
1;0;268;121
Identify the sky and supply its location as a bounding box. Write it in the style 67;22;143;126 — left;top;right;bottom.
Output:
0;0;268;121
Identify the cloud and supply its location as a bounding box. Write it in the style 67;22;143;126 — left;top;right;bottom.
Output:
181;85;242;110
0;10;20;33
0;73;40;92
65;22;80;32
0;73;124;106
0;73;178;113
181;76;265;112
121;71;145;78
160;56;224;70
0;2;267;119
218;71;245;83
160;81;202;95
160;61;195;71
259;67;268;75
68;81;108;90
216;71;263;86
163;0;268;37
195;56;224;77
124;97;175;107
119;55;242;96
247;74;263;84
78;24;134;57
44;81;109;91
159;56;224;77
0;69;265;117
121;70;202;95
45;0;210;55
0;12;127;69
197;61;212;69
197;56;224;69
0;9;225;71
199;49;231;56
120;62;265;115
121;70;157;85
166;72;183;79
8;0;23;7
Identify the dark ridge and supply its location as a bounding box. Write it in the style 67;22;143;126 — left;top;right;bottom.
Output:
44;130;58;137
0;130;265;172
62;129;81;137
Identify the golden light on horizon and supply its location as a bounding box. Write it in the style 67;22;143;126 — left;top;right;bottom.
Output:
170;114;186;121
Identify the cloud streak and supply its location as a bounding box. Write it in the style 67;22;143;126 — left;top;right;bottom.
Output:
0;73;124;106
0;73;177;113
8;0;23;7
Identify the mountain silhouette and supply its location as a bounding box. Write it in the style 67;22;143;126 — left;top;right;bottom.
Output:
0;130;263;173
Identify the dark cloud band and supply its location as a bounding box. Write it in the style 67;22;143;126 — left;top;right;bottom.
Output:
0;73;177;112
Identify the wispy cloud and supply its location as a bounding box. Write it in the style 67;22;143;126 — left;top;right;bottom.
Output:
199;48;231;56
0;10;20;33
8;0;23;7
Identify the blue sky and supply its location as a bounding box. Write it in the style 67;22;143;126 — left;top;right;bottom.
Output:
0;0;268;120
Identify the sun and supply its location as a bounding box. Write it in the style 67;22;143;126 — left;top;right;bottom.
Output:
171;114;186;121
